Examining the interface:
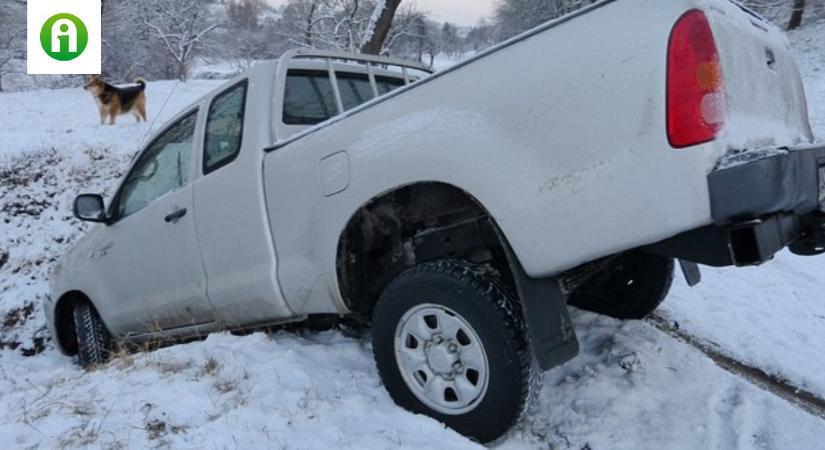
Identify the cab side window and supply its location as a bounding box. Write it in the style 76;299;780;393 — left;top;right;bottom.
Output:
204;81;248;174
283;70;338;125
118;111;198;218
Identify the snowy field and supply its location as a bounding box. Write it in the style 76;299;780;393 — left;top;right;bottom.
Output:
2;23;825;450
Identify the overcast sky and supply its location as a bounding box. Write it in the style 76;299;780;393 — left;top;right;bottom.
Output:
267;0;496;26
413;0;496;25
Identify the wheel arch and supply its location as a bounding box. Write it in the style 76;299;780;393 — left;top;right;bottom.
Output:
334;181;517;319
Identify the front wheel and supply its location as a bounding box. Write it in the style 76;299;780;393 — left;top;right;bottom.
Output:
72;301;114;367
372;260;534;443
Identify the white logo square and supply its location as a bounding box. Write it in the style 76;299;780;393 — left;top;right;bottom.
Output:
27;0;101;75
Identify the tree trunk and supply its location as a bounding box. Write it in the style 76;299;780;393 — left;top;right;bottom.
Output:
788;0;805;30
305;2;317;47
344;0;360;50
178;60;188;82
361;0;402;55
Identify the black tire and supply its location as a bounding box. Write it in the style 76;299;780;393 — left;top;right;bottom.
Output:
372;260;533;443
72;301;114;367
569;251;674;320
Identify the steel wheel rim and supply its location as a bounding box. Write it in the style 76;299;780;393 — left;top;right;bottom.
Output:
394;303;490;415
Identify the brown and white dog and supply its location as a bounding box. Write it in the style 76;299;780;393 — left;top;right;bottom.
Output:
84;76;148;125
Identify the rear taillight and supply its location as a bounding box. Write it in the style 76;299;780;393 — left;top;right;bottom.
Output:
667;10;726;148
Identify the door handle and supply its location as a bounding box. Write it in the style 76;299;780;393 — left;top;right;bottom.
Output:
164;208;187;223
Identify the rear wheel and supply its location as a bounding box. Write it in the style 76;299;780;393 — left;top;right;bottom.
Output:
372;260;533;443
569;251;674;320
72;301;114;367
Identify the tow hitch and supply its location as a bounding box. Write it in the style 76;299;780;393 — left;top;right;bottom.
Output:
645;146;825;267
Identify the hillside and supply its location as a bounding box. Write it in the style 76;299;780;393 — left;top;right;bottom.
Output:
1;20;825;450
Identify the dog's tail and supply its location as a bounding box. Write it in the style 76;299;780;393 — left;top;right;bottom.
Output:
134;77;147;90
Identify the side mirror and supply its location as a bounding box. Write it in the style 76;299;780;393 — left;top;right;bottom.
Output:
74;194;109;223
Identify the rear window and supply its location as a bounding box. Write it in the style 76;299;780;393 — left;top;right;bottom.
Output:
282;70;409;125
337;72;375;111
283;70;338;125
375;76;406;95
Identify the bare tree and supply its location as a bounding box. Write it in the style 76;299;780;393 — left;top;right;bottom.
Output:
741;0;825;29
465;20;496;53
494;0;597;40
218;0;282;70
278;0;359;50
102;0;150;82
788;0;806;29
0;2;26;91
440;23;462;59
361;0;403;54
382;5;428;57
140;0;224;81
227;0;265;31
303;0;319;46
342;0;364;49
276;0;408;54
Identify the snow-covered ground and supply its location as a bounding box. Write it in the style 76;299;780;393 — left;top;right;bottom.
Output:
1;20;825;450
3;312;825;449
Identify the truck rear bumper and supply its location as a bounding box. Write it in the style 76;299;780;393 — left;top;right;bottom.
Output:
647;144;825;266
709;146;825;224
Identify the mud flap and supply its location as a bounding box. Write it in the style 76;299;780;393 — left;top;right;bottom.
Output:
678;259;702;287
504;246;580;371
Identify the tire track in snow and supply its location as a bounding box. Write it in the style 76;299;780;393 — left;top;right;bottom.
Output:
647;314;825;422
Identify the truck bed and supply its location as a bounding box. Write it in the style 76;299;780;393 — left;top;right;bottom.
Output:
261;0;816;310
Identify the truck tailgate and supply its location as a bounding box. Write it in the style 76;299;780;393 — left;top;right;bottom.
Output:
705;0;814;149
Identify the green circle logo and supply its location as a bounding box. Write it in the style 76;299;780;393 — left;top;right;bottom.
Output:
40;13;88;61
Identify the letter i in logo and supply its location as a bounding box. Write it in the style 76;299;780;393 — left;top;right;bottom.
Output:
41;13;89;61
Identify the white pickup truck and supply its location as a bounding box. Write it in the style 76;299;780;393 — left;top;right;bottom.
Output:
49;0;824;442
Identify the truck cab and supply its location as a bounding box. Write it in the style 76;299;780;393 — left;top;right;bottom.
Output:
49;51;433;341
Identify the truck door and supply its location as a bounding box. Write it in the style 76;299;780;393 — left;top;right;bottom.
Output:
96;110;215;333
192;80;294;326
